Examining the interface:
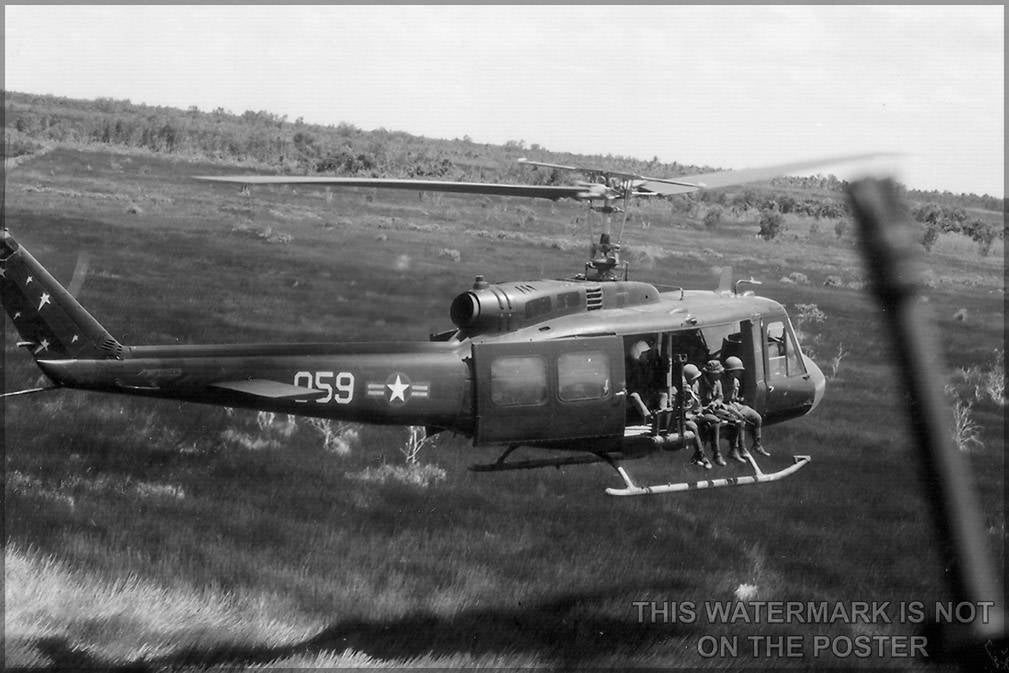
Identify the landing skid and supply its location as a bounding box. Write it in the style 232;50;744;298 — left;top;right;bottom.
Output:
605;454;812;497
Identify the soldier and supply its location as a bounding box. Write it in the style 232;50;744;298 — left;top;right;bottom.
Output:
684;363;726;467
723;356;770;457
627;340;662;423
698;359;747;463
674;363;711;469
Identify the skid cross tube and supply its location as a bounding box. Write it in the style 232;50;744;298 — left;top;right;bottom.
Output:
605;455;811;497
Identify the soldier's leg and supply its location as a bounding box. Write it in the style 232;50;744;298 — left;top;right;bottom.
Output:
685;418;711;469
629;392;651;423
729;420;748;461
701;413;725;466
738;404;768;455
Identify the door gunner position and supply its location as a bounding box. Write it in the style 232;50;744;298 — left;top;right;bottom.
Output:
627;340;665;422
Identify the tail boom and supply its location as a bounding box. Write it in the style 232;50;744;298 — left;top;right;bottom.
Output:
34;343;474;432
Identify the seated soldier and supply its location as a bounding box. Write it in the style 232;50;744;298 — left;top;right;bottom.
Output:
723;356;770;457
697;359;747;464
676;364;712;469
684;363;725;467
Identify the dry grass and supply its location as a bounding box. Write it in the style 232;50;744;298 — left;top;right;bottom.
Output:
2;145;1003;670
4;544;320;667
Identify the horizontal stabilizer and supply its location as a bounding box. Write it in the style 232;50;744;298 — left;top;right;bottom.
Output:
210;379;326;400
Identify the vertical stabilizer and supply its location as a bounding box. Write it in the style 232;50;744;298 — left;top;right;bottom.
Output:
1;231;123;359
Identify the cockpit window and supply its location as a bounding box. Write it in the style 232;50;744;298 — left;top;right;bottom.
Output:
766;319;805;378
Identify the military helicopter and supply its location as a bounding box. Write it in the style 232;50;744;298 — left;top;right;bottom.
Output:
1;154;876;496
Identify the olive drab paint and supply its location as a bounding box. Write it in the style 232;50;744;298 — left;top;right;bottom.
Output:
2;231;824;460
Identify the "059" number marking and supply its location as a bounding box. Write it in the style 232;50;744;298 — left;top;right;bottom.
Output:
294;371;355;404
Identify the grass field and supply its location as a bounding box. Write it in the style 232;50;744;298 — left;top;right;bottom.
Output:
3;146;1004;670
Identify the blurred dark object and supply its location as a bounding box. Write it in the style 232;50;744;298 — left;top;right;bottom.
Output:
848;178;1006;669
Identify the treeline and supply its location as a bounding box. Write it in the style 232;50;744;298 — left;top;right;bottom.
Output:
912;202;1001;254
3;91;716;187
3;90;1004;252
696;187;1002;253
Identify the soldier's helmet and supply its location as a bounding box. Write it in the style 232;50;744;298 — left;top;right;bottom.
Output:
630;340;651;360
683;363;701;381
724;356;744;371
703;359;725;375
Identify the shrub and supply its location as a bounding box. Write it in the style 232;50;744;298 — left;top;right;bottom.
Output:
757;209;784;240
829;343;847;380
780;271;809;285
921;221;940;251
963;219;999;256
702;206;723;229
945;384;983;452
305;418;360;455
823;275;843;287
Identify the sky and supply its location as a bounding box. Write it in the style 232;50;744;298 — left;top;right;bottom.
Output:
4;5;1004;197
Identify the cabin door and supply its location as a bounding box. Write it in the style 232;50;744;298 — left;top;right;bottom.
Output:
472;336;626;445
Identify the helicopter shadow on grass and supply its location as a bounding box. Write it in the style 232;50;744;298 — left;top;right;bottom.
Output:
146;581;697;669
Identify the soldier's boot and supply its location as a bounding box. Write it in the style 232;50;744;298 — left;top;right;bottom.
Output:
690;446;712;470
707;425;727;466
710;442;727;467
753;440;771;457
735;423;752;460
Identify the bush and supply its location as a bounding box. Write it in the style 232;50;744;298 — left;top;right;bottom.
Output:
963;219;999;256
823;275;843;287
757;210;784;240
921;222;940;251
780;271;809;285
702;206;723;229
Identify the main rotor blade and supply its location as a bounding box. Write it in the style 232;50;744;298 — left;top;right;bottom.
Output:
195;175;604;202
517;157;643;181
639;152;899;195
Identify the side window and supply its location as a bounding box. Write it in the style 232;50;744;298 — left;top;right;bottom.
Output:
766;320;805;378
491;356;547;407
558;351;611;402
524;296;552;321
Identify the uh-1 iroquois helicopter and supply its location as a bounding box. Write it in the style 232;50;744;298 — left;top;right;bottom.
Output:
1;153;884;496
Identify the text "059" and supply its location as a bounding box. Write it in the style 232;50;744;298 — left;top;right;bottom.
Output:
294;371;355;403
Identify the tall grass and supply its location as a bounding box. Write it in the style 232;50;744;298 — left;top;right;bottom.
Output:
2;145;1004;670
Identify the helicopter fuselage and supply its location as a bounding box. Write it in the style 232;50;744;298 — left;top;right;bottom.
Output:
21;261;825;452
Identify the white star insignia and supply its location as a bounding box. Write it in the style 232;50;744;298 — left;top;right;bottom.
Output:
386;375;410;403
25;275;33;285
34;338;50;354
13;311;21;320
0;267;6;279
38;292;51;311
71;334;80;343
